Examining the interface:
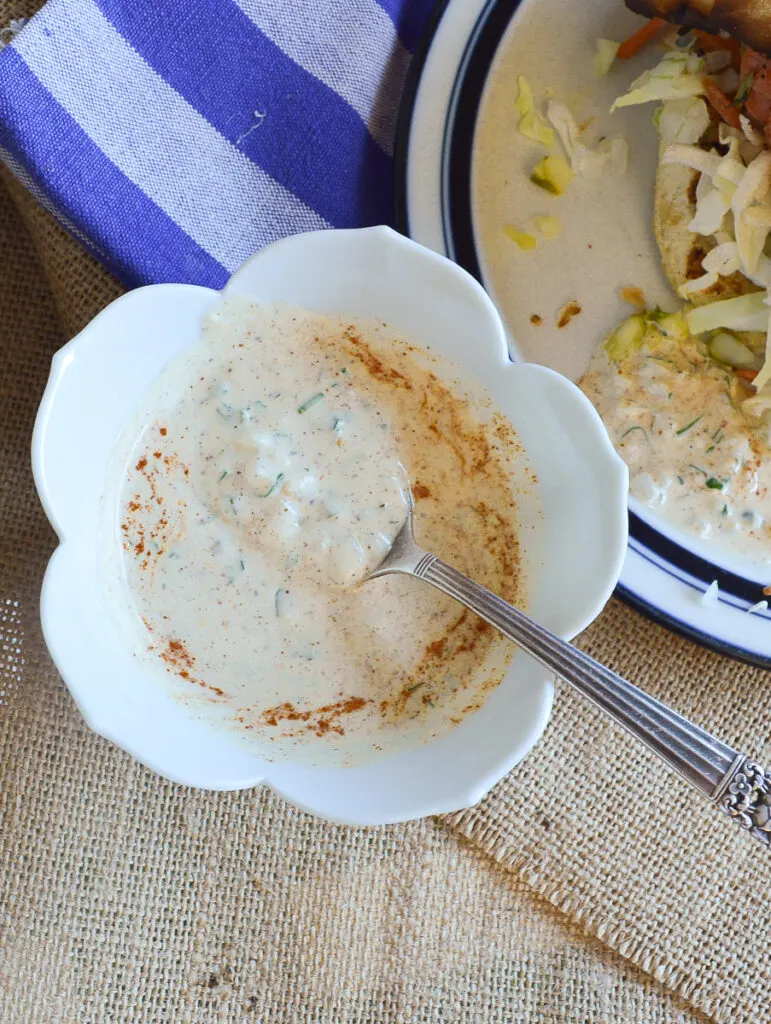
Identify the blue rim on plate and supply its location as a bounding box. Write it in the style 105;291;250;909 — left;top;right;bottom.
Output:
394;0;771;667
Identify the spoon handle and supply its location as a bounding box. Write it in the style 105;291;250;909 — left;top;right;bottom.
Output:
414;552;771;845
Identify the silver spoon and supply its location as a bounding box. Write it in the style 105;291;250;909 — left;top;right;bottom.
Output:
366;508;771;845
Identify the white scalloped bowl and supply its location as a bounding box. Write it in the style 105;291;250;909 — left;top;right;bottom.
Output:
32;226;627;824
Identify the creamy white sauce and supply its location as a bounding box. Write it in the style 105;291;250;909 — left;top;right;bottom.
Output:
580;323;771;563
102;298;525;766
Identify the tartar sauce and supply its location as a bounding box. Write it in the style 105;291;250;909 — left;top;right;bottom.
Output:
580;321;771;563
102;298;525;766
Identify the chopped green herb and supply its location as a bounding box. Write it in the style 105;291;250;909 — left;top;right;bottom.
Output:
218;470;228;481
621;425;648;440
298;392;324;414
711;427;724;442
404;680;427;697
676;415;702;436
706;445;715;454
340;367;348;374
645;306;667;323
677;475;685;485
240;559;245;571
721;504;728;515
689;464;708;477
706;477;725;490
263;473;285;498
332;417;343;431
735;71;755;106
378;503;386;508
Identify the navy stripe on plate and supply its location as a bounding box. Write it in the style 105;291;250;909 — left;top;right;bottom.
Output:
0;48;229;289
94;0;394;229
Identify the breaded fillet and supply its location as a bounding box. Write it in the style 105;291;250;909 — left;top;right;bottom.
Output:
654;144;757;303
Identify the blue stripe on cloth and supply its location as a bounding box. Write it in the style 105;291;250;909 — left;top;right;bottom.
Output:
93;0;395;229
373;0;436;52
10;0;330;274
0;48;229;288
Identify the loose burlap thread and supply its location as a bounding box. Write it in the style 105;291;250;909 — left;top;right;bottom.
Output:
0;6;768;1016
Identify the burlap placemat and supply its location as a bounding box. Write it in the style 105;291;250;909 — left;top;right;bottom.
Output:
0;8;768;1015
0;167;708;1023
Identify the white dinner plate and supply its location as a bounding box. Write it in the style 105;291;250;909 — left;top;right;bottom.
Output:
395;0;771;665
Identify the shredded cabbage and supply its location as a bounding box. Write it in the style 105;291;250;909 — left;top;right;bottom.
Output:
718;123;742;144
747;254;771;289
731;151;771;274
657;97;710;145
715;141;745;185
662;144;722;177
546;101;627;178
744;202;771;228
686;292;770;335
611;52;705;111
515;76;555;149
688;187;730;235
593;38;619;77
701;241;741;276
751;294;771;394
739;114;763;149
678;272;718;298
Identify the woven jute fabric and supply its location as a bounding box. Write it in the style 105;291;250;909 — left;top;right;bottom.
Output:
0;161;710;1024
0;4;767;1019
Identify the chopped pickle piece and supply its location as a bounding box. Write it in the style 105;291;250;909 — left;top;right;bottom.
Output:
530;154;573;195
503;224;538;251
707;332;758;369
605;314;646;362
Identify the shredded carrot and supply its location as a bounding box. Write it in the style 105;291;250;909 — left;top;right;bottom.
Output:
695;30;741;66
701;76;742;129
735;368;758;381
617;17;667;60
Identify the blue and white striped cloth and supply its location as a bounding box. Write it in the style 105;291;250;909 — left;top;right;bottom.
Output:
0;0;434;288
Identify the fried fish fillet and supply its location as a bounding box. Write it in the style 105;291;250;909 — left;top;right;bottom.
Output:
653;144;756;304
626;0;771;56
654;146;765;354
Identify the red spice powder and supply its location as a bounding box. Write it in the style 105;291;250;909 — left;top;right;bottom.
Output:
259;696;368;738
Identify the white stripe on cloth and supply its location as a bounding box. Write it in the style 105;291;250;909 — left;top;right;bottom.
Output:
12;0;330;273
233;0;409;156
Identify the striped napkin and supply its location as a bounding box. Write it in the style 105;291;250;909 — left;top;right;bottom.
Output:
0;0;433;288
